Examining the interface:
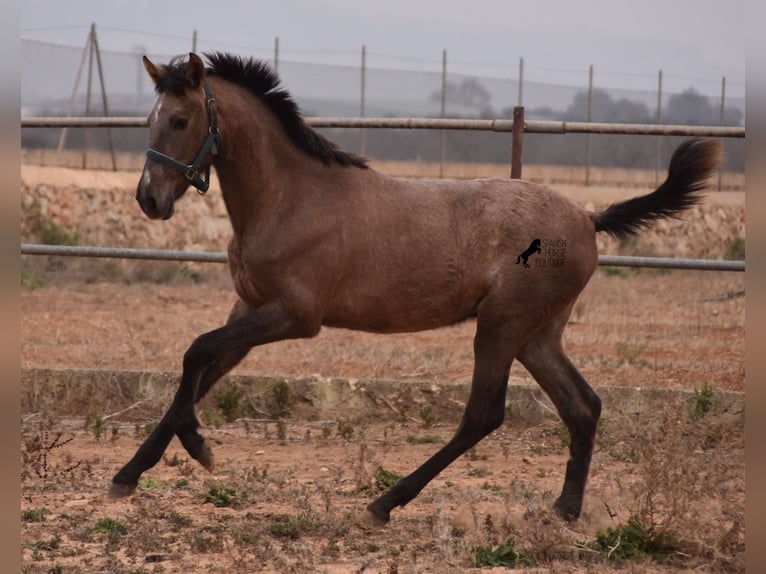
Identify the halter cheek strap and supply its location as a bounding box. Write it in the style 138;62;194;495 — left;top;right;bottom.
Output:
145;79;220;194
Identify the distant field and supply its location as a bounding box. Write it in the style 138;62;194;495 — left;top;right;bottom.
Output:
21;148;746;190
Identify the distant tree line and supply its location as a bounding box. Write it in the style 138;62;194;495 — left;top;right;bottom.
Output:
21;84;744;171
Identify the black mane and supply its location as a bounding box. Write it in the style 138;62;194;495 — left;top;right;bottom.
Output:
157;52;367;169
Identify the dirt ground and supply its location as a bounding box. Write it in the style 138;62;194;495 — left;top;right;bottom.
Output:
20;164;745;572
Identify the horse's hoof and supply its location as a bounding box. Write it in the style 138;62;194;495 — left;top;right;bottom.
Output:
108;482;136;500
553;498;581;523
197;441;215;472
357;508;389;531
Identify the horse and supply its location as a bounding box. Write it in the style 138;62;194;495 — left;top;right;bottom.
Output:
110;51;722;526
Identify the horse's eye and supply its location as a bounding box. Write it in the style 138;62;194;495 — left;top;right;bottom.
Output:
172;118;189;130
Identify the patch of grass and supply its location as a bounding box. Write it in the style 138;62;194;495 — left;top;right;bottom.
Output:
472;539;535;568
156;263;203;284
418;405;437;428
33;211;80;246
690;383;714;421
169;511;193;529
21;268;46;289
28;534;62;551
466;447;487;461
269;379;290;418
138;477;168;490
22;507;52;523
723;237;745;260
467;467;492;477
589;514;681;563
86;411;105;441
615;341;647;365
201;484;243;508
599;266;628;277
214;381;245;423
481;481;505;496
336;419;354;441
406;435;443;445
374;466;402;492
93;517;128;545
268;513;321;539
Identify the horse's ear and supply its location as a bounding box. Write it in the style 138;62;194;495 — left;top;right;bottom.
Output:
186;53;205;89
143;56;165;87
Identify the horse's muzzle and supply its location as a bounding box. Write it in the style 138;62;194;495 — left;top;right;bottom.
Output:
136;183;175;220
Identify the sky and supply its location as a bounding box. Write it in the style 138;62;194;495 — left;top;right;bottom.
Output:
21;0;746;101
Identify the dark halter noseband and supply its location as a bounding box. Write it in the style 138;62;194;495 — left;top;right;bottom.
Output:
145;79;220;194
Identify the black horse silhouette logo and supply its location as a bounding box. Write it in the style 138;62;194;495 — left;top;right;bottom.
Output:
516;238;541;268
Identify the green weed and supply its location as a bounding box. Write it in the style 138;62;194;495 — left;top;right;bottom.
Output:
472;539;535;568
21;269;46;289
21;507;51;523
201;484;242;508
336;419;354;441
690;383;714;421
406;435;443;445
723;237;745;260
93;518;128;545
214;382;244;423
269;379;290;418
418;405;437;428
268;513;321;539
589;514;681;563
157;263;202;284
86;412;105;441
33;211;80;246
615;341;647;365
138;477;168;490
374;466;402;492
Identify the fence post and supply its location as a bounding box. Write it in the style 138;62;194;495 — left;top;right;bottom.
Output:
90;25;117;171
585;64;593;186
82;24;96;169
274;37;280;74
517;57;524;106
360;45;367;155
655;69;663;186
510;106;525;179
718;76;726;190
192;30;198;53
57;28;91;156
439;49;447;178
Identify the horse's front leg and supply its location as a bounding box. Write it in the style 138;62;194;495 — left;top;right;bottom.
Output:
109;300;318;498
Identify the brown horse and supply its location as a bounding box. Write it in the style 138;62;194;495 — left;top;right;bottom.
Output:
111;52;722;525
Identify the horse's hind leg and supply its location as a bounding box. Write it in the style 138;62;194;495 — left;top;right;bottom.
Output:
366;318;515;523
517;308;601;521
110;300;254;498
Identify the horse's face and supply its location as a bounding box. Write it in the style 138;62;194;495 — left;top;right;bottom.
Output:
136;54;209;220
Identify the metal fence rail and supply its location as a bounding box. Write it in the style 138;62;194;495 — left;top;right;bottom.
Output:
21;116;746;138
20;244;745;272
21;114;745;273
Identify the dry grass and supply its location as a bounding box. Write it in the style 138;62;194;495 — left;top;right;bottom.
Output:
20;389;743;573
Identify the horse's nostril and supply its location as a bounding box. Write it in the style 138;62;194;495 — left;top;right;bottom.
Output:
145;196;158;213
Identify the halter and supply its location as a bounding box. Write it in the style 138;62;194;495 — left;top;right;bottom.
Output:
145;79;220;194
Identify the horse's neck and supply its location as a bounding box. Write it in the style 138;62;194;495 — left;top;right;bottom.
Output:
212;86;361;235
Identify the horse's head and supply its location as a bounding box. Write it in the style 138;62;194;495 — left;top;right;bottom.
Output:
136;53;219;220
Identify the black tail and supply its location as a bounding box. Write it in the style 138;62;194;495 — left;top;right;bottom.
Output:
591;138;723;240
